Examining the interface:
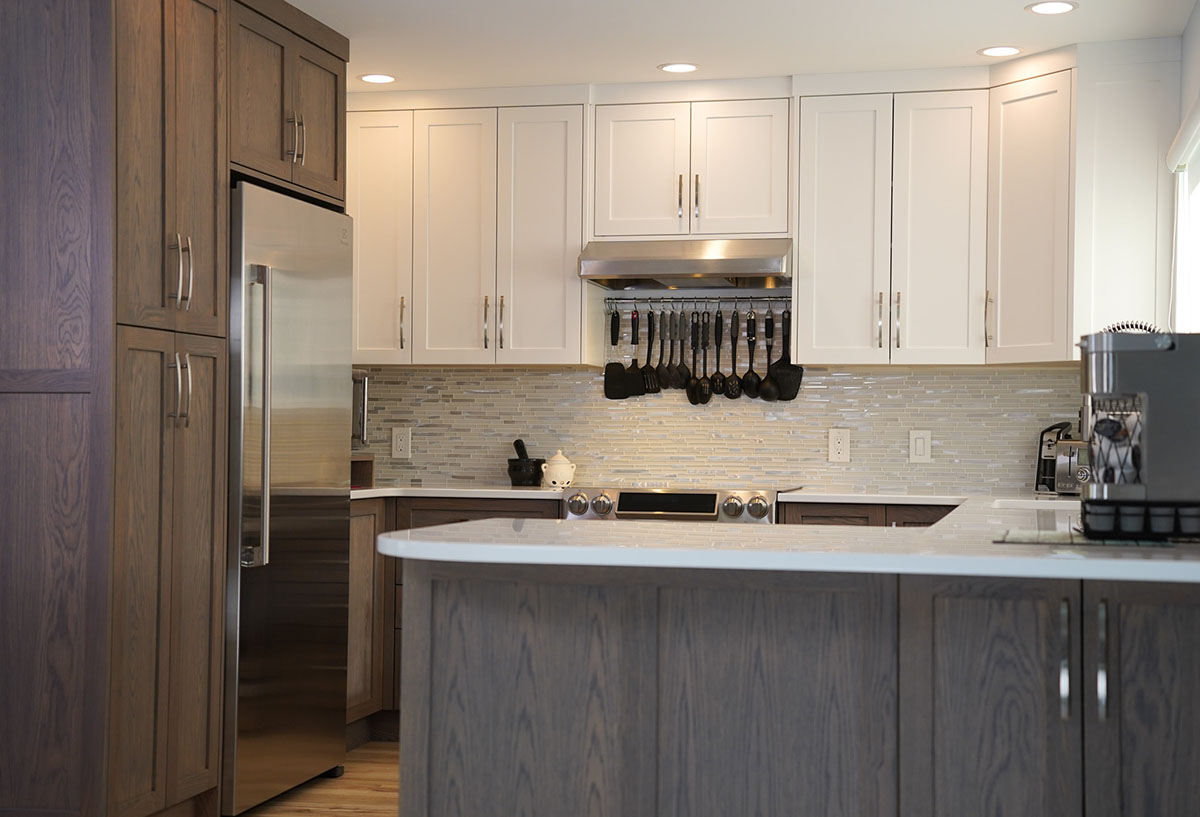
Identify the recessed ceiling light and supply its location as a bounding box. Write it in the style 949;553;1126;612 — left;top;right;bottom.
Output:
1026;1;1078;14
978;46;1022;57
658;63;698;73
360;73;396;84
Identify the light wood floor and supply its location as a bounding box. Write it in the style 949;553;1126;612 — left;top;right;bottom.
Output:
242;742;399;817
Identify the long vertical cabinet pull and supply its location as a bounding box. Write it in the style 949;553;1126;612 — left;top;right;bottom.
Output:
243;264;272;568
1059;599;1071;720
171;233;185;308
1097;599;1109;721
180;353;193;428
183;235;194;311
894;291;902;348
397;296;405;350
678;174;683;219
498;295;505;349
483;295;489;350
298;115;307;166
985;291;994;347
168;352;182;421
877;292;884;348
694;174;700;220
287;113;299;162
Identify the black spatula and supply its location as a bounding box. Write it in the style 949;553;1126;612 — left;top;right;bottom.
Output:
625;309;646;397
773;308;804;401
603;310;628;400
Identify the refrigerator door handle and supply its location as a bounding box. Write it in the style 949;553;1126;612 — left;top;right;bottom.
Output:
243;263;272;568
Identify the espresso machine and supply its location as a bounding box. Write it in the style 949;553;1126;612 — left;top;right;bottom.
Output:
1080;332;1200;538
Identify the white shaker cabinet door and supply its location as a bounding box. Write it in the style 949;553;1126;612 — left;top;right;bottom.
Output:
985;71;1072;363
691;99;789;235
496;105;583;365
594;102;690;236
891;90;988;365
412;108;497;364
795;94;893;364
348;110;413;365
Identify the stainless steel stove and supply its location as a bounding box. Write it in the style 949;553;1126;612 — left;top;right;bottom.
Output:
563;487;777;523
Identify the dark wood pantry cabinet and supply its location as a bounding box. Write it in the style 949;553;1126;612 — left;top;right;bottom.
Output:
229;0;347;200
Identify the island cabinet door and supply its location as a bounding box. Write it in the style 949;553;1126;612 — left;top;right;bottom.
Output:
899;576;1083;817
657;572;898;817
1083;581;1200;817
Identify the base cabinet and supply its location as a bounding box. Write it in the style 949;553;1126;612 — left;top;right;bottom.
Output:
348;499;390;723
779;503;953;527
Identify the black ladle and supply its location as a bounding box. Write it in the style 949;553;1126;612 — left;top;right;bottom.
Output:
685;311;701;405
698;311;712;404
711;310;726;396
742;311;761;398
677;310;692;390
724;309;742;399
759;309;780;402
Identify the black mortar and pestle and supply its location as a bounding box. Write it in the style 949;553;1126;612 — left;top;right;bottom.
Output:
507;439;545;487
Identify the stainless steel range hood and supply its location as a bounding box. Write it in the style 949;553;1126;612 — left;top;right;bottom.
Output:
579;238;791;289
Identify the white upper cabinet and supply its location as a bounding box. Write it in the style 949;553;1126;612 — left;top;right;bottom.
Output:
985;71;1072;364
496;105;584;365
796;94;893;365
691;99;790;234
594;99;790;237
412;108;498;364
348;110;413;365
891;90;988;365
594;103;690;236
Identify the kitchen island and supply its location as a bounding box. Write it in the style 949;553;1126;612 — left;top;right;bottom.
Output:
379;499;1200;817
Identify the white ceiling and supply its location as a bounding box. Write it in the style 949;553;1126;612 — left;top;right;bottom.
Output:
290;0;1197;92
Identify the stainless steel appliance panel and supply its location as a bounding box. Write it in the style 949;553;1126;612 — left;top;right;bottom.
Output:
225;183;352;814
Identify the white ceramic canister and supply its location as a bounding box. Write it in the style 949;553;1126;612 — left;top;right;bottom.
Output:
541;450;577;488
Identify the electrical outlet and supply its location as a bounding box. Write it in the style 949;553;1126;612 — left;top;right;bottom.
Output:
828;429;850;463
391;426;411;459
909;430;932;463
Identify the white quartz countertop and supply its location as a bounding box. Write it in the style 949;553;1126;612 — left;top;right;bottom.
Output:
376;497;1200;583
351;485;563;501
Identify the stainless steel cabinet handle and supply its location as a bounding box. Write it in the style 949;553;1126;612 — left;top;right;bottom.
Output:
170;233;184;308
483;295;489;350
985;290;994;347
877;292;884;348
499;295;505;350
1097;600;1109;721
180;352;193;428
244;264;272;568
1059;599;1071;720
299;115;307;166
183;235;194;311
677;174;683;219
168;352;182;422
287;113;299;163
894;291;901;348
694;174;700;219
397;296;405;350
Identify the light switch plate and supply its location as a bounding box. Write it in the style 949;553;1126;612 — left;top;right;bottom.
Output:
828;429;850;463
909;430;932;463
392;426;411;459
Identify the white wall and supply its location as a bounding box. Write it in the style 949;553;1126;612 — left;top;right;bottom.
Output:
1183;0;1200;113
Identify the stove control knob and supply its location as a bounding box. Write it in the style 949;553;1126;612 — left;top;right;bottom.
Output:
591;493;613;516
566;492;589;516
722;496;745;519
747;496;771;520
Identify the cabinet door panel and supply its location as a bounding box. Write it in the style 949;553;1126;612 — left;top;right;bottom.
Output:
780;502;885;526
111;327;176;817
349;111;413;365
116;0;173;330
691;99;789;234
892;90;987;364
348;499;387;722
291;38;345;199
884;504;954;528
173;0;227;338
796;95;893;364
899;576;1082;817
412;108;497;364
1084;582;1200;817
229;3;292;179
986;71;1072;363
594;102;690;236
166;334;226;802
496;105;583;364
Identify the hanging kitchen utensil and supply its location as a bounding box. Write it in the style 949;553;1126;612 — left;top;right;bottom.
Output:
685;311;701;405
625;309;645;397
742;310;761;398
698;311;713;404
656;308;670;390
678;309;693;391
773;307;804;401
711;309;726;396
663;311;678;388
724;308;742;399
759;308;780;402
641;310;660;393
603;310;628;400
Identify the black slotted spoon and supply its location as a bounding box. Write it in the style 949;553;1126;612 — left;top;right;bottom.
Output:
724;309;742;399
742;310;761;398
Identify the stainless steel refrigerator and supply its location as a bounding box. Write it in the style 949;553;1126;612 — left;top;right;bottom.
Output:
224;182;352;815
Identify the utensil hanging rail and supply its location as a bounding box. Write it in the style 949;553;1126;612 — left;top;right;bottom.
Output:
604;294;792;310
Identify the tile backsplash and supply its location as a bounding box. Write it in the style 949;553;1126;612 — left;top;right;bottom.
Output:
357;364;1081;496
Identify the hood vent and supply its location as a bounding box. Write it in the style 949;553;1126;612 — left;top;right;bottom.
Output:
579;238;791;290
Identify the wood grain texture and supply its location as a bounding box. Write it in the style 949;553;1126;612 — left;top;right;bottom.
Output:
290;38;344;200
1084;581;1200;817
884;504;954;527
229;2;291;180
240;743;397;817
347;499;388;722
395;497;563;531
166;333;227;802
110;327;176;817
658;573;897;817
235;0;349;61
899;576;1082;817
780;502;886;526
